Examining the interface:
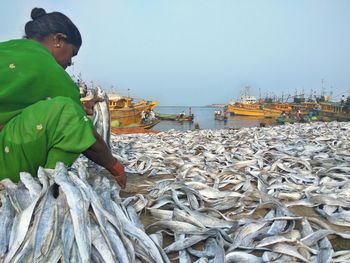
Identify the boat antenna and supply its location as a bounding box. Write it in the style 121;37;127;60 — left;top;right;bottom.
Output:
259;87;261;101
330;88;333;101
321;78;325;96
309;88;313;101
285;94;291;102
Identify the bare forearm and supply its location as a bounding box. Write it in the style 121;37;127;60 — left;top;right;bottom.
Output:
83;130;114;168
83;130;126;188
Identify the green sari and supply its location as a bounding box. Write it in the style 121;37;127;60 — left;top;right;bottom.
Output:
0;39;96;181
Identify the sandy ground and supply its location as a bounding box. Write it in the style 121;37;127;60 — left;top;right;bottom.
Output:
111;127;160;135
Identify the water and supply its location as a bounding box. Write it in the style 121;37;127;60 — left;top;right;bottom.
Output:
154;106;276;131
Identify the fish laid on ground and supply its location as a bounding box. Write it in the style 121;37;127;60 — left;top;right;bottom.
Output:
2;121;350;262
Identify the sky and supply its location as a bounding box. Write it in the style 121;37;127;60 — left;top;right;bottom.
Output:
1;0;350;106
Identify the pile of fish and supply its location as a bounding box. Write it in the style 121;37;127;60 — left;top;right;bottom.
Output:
2;121;350;262
110;121;350;262
0;162;167;263
143;178;350;262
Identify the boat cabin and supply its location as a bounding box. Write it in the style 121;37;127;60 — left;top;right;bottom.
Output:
108;95;133;108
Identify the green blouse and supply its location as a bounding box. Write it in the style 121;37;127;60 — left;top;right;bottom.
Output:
0;39;82;124
0;39;96;180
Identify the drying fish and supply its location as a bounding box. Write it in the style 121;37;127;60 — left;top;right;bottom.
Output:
92;86;111;148
2;121;350;262
0;162;166;262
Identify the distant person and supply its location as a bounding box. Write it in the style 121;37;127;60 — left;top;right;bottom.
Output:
307;111;313;119
280;111;286;122
341;95;345;105
141;110;146;123
179;110;185;118
149;110;156;120
189;107;194;120
0;7;125;187
79;82;88;98
296;109;301;120
194;122;201;130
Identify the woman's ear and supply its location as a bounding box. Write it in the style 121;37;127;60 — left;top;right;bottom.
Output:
52;33;67;48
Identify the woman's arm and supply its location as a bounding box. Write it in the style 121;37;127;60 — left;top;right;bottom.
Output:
83;130;126;188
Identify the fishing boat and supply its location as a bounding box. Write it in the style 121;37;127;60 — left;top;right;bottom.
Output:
155;113;194;122
291;102;319;115
214;114;228;121
111;119;160;129
227;87;282;118
141;119;160;129
214;109;228;121
316;102;350;121
265;102;293;113
108;94;158;127
291;100;350;122
227;102;282;118
77;77;159;128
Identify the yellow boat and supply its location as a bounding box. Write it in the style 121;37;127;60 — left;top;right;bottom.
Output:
316;102;348;120
112;119;160;129
227;103;282;117
108;94;158;127
227;87;285;117
265;102;293;113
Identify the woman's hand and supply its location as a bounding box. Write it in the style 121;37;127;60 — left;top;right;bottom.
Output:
83;96;104;115
83;131;126;188
107;159;127;189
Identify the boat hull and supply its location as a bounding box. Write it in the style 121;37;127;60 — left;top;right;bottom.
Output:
112;119;160;129
156;113;194;122
214;115;228;121
109;103;156;126
227;104;281;117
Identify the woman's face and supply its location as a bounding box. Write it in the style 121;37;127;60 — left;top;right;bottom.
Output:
49;33;79;69
53;41;79;69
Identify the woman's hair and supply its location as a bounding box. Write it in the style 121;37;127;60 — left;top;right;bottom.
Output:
24;7;82;48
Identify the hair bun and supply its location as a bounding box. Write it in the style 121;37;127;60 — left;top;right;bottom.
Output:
31;7;46;20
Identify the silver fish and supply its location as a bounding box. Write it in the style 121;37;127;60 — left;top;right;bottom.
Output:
4;169;48;263
53;163;91;263
93;86;111;148
175;234;191;263
0;193;14;259
31;186;58;262
225;252;263;263
272;243;310;263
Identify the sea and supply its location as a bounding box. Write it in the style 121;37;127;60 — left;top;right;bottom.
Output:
154;106;277;132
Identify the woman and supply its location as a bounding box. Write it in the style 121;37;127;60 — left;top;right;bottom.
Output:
0;8;126;188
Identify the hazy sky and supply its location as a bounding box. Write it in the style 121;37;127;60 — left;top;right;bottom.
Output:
1;1;350;106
